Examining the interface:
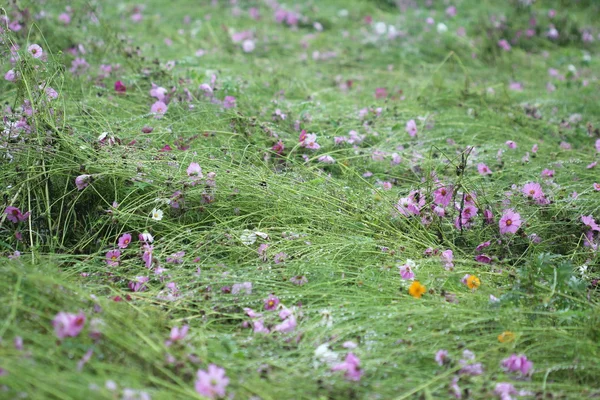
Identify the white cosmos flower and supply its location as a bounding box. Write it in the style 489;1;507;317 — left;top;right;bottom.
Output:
151;208;163;221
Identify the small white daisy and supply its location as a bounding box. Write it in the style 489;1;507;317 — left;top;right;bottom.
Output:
151;208;163;221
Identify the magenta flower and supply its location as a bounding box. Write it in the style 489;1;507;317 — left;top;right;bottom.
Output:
28;44;43;59
114;80;126;93
499;209;522;235
105;249;121;267
53;311;86;339
264;294;280;311
477;163;492;175
195;364;230;399
150;101;168;118
4;206;29;223
118;233;132;249
501;354;533;376
75;174;92;190
332;353;363;381
406;119;418;137
505;140;517;149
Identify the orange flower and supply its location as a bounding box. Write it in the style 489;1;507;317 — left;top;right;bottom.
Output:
498;331;515;343
408;281;426;299
466;275;480;290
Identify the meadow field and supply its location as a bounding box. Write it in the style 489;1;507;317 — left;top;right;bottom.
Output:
1;0;599;399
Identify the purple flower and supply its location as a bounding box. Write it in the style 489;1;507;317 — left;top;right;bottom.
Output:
105;249;121;267
399;260;415;280
264;294;280;311
223;96;236;109
231;282;253;295
75;174;92;190
501;354;533;376
195;364;230;399
166;325;189;346
290;275;308;285
435;349;449;366
273;313;297;333
28;44;43;59
150;101;168;118
406;119;418;137
4;206;29;223
53;311;86;339
128;276;149;292
440;250;454;270
332;353;363;381
118;233;132;249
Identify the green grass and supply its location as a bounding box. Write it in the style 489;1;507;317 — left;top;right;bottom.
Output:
1;0;600;399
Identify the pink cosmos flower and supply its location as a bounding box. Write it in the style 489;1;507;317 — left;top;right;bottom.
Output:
596;139;600;153
105;249;121;266
587;161;597;169
150;101;168;118
231;282;253;295
332;353;363;381
501;354;533;376
166;251;185;264
499;209;522;235
582;215;600;232
273;313;297;333
139;232;154;243
150;84;167;100
494;383;519;400
435;349;449;366
301;133;320;150
264;294;280;311
477;163;492;175
541;169;554;178
5;69;16;82
522;182;544;200
272;140;285;154
128;276;149;292
274;252;287;264
195;364;229;399
28;44;43;59
398;260;415;280
186;162;203;183
53;311;86;339
58;13;71;24
406;119;418;137
4;206;29;223
75;174;92;190
253;319;270;334
118;233;132;249
498;39;511;51
166;325;189;346
440;249;454;270
375;87;387;99
223;96;237;109
318;155;335;164
434;185;453;207
505;140;517;149
290;275;308;285
594;183;600;191
450;377;461;399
